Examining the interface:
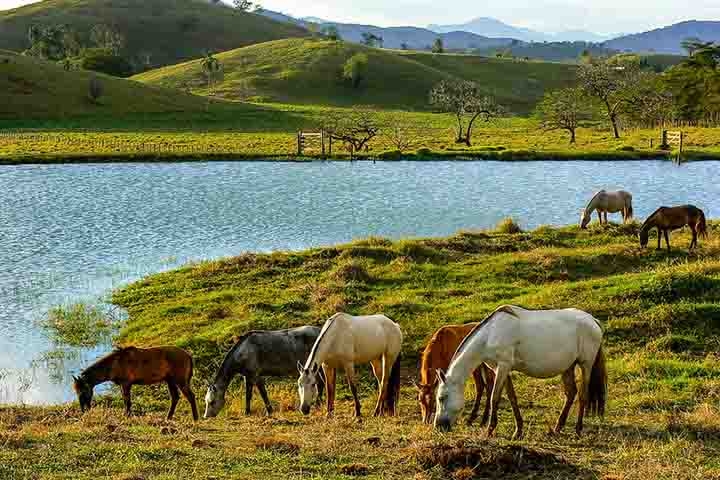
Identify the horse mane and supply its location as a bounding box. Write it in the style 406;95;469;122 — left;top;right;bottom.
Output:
304;313;343;370
213;332;256;384
80;347;129;381
584;190;606;212
640;207;665;232
451;305;519;362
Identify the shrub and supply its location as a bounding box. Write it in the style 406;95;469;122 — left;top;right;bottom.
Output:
617;145;636;152
495;217;523;234
330;259;373;283
81;50;134;77
343;53;368;89
88;75;104;104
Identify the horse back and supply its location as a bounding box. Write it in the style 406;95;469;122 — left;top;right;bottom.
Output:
114;346;193;385
420;323;477;384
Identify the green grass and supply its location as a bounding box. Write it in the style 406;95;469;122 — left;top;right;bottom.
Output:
0;50;219;118
5;223;720;478
134;38;577;114
0;0;306;68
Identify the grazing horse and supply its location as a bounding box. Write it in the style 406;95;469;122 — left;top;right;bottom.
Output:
297;313;402;419
417;323;498;425
204;326;324;418
580;190;633;228
434;305;607;439
73;346;199;421
640;205;707;251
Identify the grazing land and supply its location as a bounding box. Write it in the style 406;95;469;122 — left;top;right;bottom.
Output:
3;223;720;479
0;0;306;68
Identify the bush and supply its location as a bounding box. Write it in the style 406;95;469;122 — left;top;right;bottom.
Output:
495;217;523;234
81;51;134;77
88;75;104;104
343;53;368;89
616;145;636;152
416;147;432;157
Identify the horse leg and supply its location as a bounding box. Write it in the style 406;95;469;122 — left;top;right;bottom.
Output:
479;365;495;427
166;381;180;420
603;211;608;224
344;363;362;419
504;375;523;441
316;368;326;406
487;363;510;438
690;225;698;250
597;210;602;224
324;366;336;418
576;361;592;435
256;378;273;416
369;359;384;417
657;228;662;250
554;366;577;433
664;230;671;251
179;382;199;421
466;367;485;426
244;375;253;415
121;383;132;417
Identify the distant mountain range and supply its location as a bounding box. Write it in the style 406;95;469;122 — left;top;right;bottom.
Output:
257;10;515;51
603;20;720;54
428;17;613;42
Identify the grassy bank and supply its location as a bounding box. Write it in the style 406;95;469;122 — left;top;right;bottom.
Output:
2;108;719;163
4;223;720;479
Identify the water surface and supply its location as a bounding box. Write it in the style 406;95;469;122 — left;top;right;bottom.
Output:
1;160;718;404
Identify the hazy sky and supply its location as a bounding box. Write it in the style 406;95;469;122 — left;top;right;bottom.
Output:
1;0;718;34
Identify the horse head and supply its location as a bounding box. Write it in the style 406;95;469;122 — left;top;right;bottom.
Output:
579;209;592;229
72;375;94;413
415;380;437;424
433;369;464;431
297;361;320;415
203;383;226;418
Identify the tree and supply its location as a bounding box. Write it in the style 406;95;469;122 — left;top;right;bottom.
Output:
429;79;503;146
90;24;124;56
321;25;341;41
322;109;381;158
81;50;134;77
233;0;253;11
343;53;368;89
381;115;416;152
88;75;103;104
25;24;76;61
201;52;223;109
361;32;383;48
535;87;589;143
400;42;409;51
578;60;644;138
432;38;444;54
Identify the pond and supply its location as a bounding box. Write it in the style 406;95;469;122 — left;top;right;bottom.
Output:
1;159;718;404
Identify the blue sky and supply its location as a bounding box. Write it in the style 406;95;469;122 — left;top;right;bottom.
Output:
1;0;718;34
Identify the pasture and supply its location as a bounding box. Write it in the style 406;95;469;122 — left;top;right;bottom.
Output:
3;223;720;479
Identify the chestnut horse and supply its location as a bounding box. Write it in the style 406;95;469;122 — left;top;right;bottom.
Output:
416;323;499;425
640;205;707;251
73;346;199;421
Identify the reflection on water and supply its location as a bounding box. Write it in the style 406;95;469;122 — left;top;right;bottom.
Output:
1;160;718;404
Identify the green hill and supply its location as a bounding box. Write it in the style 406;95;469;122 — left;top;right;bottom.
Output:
0;0;307;69
401;52;577;113
134;38;453;110
135;38;578;113
0;50;212;118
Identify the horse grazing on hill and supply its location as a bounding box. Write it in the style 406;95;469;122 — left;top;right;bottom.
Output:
73;346;199;421
417;323;503;425
580;190;634;228
640;205;707;251
297;313;402;419
434;305;607;440
204;326;324;418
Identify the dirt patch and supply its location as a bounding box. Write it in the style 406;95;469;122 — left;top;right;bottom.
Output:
340;463;370;476
255;437;300;456
414;441;594;478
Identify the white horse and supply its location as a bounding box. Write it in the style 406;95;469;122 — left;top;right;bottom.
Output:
434;305;607;439
580;190;633;228
297;312;403;418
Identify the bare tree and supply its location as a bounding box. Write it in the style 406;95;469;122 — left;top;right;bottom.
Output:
90;24;124;55
536;87;588;144
429;79;503;146
578;61;644;138
201;52;223;110
233;0;253;11
323;109;381;158
380;115;416;152
88;75;103;104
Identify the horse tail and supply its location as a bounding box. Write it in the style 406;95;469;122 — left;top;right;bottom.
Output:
698;210;708;239
587;345;607;417
384;353;402;416
626;197;633;220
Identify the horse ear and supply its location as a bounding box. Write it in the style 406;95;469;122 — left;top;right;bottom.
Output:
297;361;304;374
436;369;447;385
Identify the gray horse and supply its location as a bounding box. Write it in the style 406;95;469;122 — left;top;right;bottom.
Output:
204;326;324;417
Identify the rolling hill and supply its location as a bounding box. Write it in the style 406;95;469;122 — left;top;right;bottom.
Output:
257;9;514;51
0;49;213;118
604;20;720;54
0;0;307;69
134;38;578;113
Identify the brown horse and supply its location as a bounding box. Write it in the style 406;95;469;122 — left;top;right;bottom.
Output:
73;346;199;421
416;323;499;425
640;205;708;251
